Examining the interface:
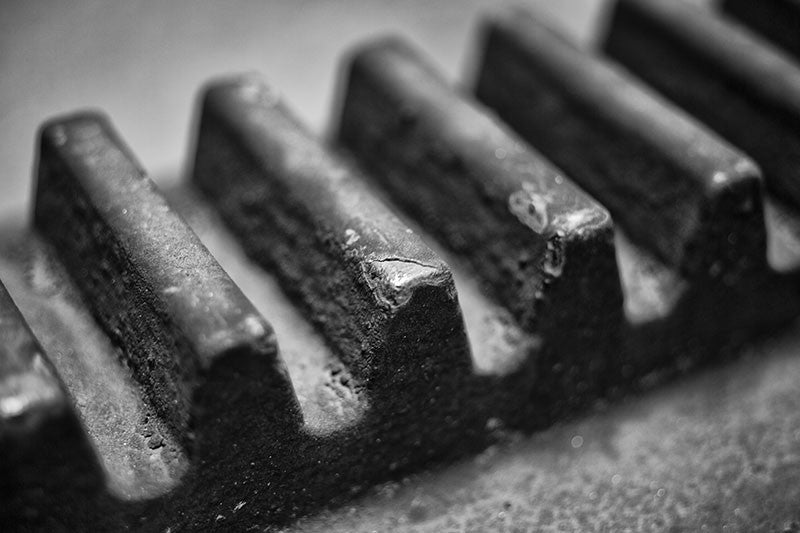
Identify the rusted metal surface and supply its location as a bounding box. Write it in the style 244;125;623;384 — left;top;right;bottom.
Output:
474;6;765;279
336;36;623;421
2;1;800;531
34;112;301;448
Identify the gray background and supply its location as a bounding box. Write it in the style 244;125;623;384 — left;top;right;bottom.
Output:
0;0;601;222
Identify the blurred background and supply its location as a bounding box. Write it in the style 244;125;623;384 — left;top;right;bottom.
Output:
0;0;603;223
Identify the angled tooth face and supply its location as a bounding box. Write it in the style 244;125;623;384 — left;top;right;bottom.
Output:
474;7;766;279
603;0;800;213
0;280;104;525
335;37;623;413
191;75;473;401
33;113;301;451
722;0;800;60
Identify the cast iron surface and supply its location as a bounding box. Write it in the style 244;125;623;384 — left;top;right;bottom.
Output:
2;0;800;531
336;36;623;418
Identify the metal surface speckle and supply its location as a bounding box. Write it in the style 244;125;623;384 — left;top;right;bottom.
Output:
291;328;800;532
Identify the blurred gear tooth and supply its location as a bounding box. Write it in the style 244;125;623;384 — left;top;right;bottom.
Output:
0;279;106;530
604;0;800;213
474;6;766;279
722;0;800;60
